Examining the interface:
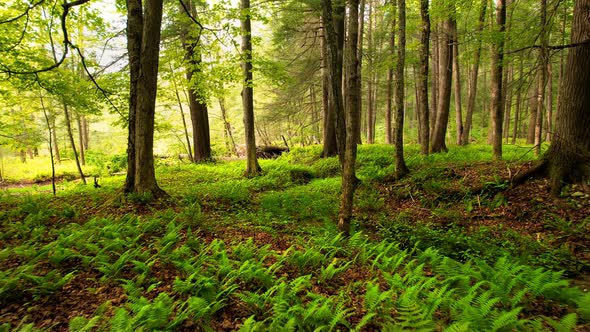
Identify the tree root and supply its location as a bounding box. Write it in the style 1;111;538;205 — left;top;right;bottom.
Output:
510;159;549;188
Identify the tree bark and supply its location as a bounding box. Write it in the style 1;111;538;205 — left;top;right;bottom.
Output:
451;19;463;146
124;0;142;194
430;24;439;142
133;0;165;196
321;18;338;157
545;62;553;142
431;18;454;153
366;0;375;144
385;7;395;145
534;0;549;156
416;0;430;155
241;0;261;177
394;0;409;178
339;0;361;236
180;0;211;162
491;0;506;160
462;0;487;145
356;0;365;145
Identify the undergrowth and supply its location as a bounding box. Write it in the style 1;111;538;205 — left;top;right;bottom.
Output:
0;144;588;330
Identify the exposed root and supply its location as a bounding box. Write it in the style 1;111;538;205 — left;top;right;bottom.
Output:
510;159;549;188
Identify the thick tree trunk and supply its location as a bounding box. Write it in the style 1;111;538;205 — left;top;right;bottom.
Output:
491;0;506;160
416;0;429;155
394;0;409;177
124;0;142;193
241;0;261;177
462;0;487;145
339;0;361;236
431;18;453;153
133;0;165;196
321;19;338;157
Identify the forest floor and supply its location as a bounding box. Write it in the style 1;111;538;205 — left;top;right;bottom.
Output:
1;144;589;331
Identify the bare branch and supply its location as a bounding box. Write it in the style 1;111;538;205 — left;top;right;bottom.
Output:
0;0;46;24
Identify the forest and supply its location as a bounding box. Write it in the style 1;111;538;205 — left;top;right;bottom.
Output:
0;0;589;330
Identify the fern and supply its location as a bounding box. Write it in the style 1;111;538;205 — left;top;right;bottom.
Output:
319;258;352;282
544;313;577;332
68;316;101;332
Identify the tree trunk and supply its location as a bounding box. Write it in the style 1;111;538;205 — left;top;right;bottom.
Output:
503;65;513;143
179;0;211;162
321;19;338;157
491;0;506;160
545;62;553;142
451;19;463;146
51;115;61;164
356;0;365;145
133;0;166;196
40;96;57;196
430;24;439;141
219;97;237;156
394;0;409;177
366;0;375;144
124;0;142;193
63;104;86;184
527;83;538;144
339;0;361;236
431;18;453;153
385;9;395;145
462;0;487;145
241;0;261;177
534;0;548;156
512;56;524;144
169;63;193;160
416;0;430;155
76;113;86;166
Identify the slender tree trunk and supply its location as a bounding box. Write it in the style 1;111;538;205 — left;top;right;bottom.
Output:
366;0;375;144
546;62;553;142
356;0;365;144
451;19;463;146
385;8;395;145
512;56;524;144
527;83;538;144
394;0;409;177
169;63;193;160
76;113;85;166
416;0;430;155
241;0;261;177
40;96;57;196
321;19;338;157
51;115;61;164
63;104;86;184
338;0;361;236
431;18;453;153
503;66;513;143
534;0;548;156
462;0;487;145
219;97;237;156
430;24;439;142
491;0;506;160
133;0;165;196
